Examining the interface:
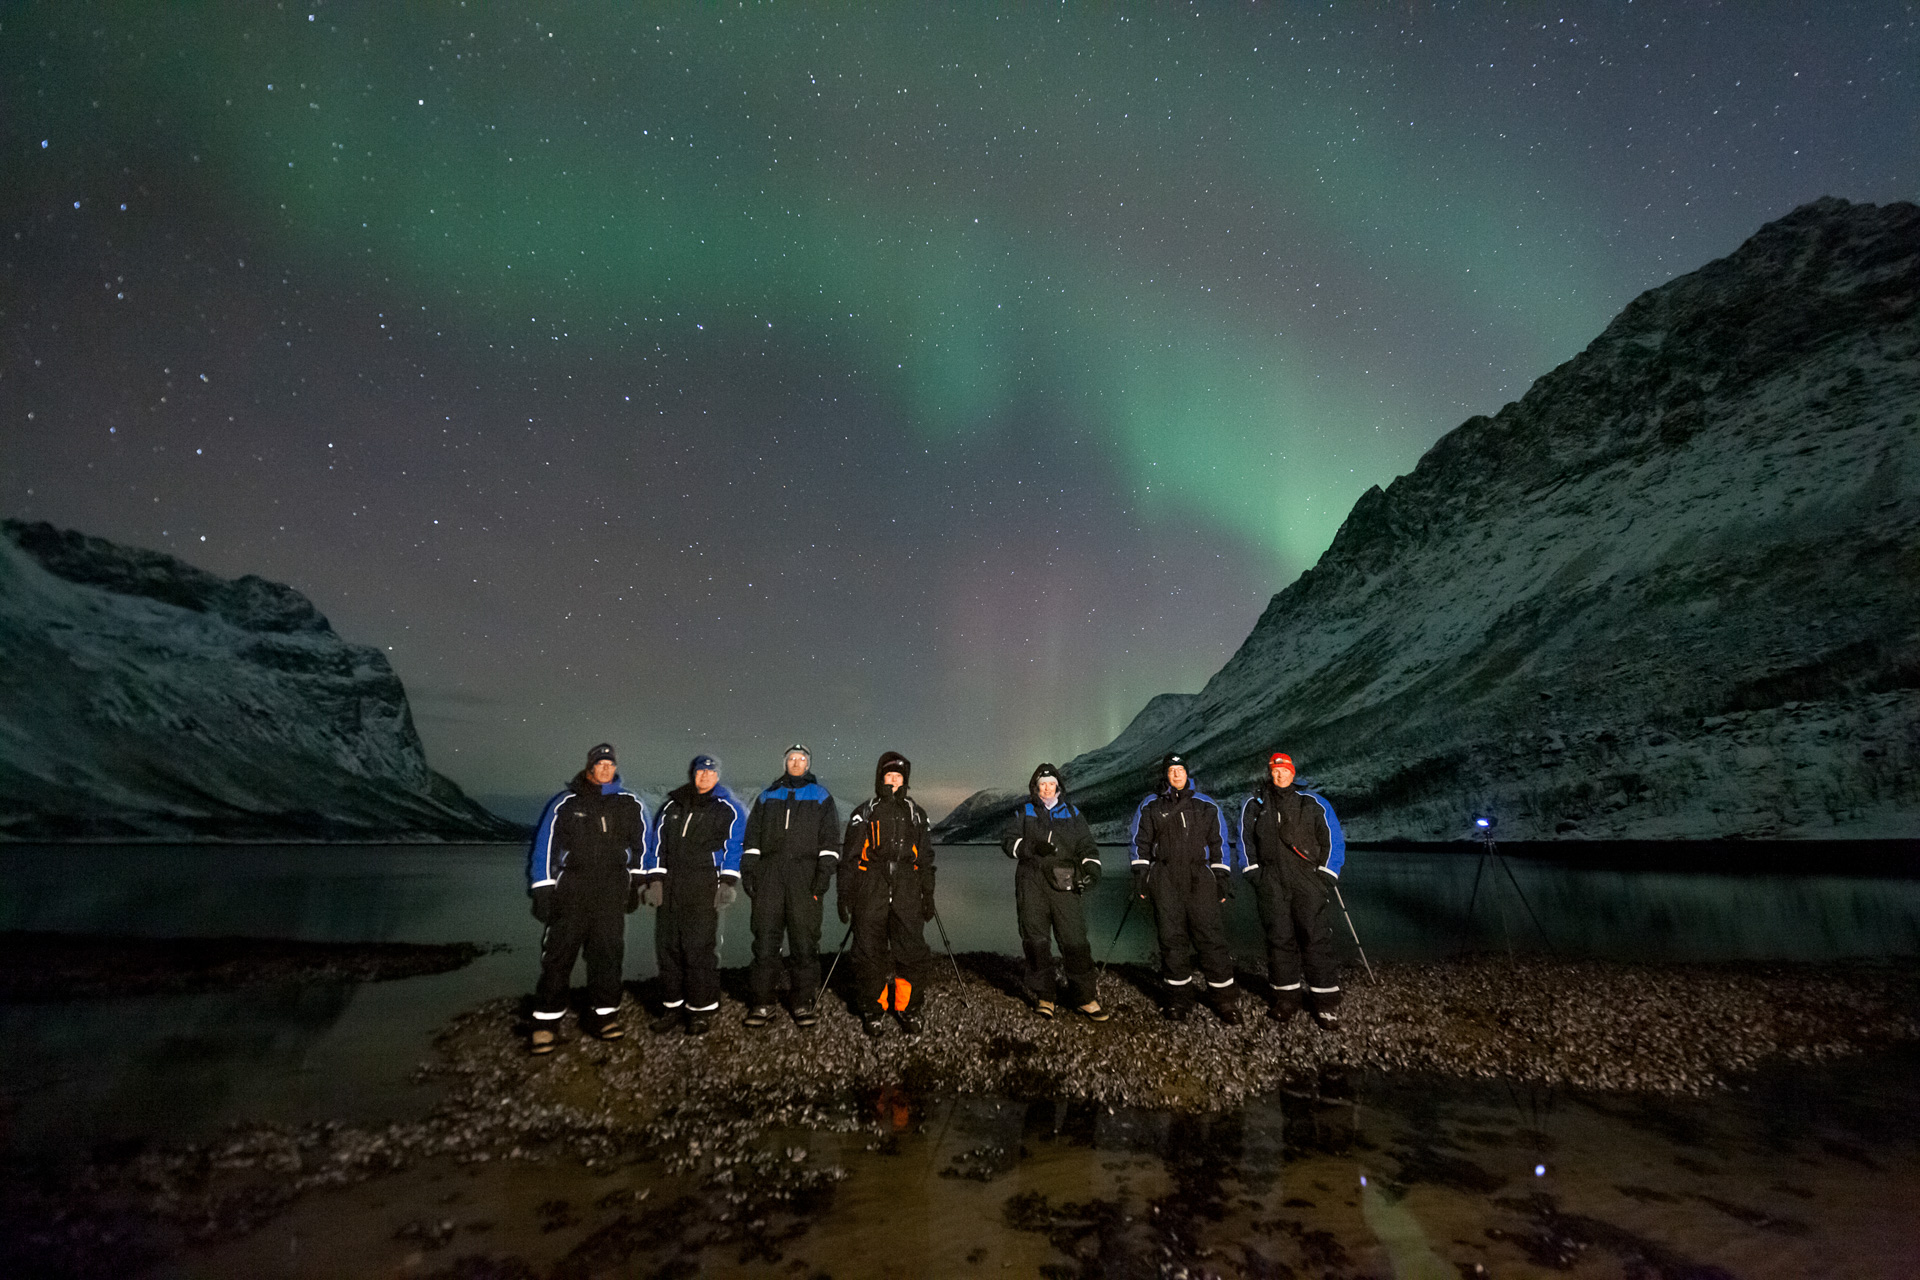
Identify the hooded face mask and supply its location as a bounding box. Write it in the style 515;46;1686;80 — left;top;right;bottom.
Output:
874;750;911;797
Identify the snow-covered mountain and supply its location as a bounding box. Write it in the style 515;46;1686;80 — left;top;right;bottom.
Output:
939;197;1920;844
0;521;521;840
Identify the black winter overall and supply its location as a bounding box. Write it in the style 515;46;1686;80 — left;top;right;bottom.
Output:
532;776;644;1020
1002;796;1102;1006
742;773;839;1007
840;793;934;1015
1241;783;1342;1012
1129;785;1239;1012
652;785;744;1014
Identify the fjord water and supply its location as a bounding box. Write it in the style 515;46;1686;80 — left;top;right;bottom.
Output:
4;842;1918;1161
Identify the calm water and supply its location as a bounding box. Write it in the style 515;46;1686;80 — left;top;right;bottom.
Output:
5;843;1919;1277
5;842;1918;1160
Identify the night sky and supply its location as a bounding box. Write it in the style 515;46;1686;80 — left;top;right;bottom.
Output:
4;4;1915;815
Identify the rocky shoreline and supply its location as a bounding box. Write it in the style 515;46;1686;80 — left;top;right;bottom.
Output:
6;954;1917;1276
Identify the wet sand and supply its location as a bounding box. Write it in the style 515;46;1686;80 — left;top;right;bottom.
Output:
5;954;1918;1278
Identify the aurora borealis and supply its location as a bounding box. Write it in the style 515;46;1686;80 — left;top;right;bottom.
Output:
5;4;1915;813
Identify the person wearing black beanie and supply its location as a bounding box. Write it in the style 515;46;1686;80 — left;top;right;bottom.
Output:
739;744;840;1029
524;743;649;1053
836;750;937;1037
1001;763;1108;1020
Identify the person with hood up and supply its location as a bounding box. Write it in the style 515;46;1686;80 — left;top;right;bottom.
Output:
1000;763;1109;1020
640;753;746;1035
838;750;937;1038
1239;751;1344;1028
525;743;649;1053
1128;752;1242;1024
740;744;841;1029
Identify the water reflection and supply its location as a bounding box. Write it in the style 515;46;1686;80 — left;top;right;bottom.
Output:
3;843;1919;1165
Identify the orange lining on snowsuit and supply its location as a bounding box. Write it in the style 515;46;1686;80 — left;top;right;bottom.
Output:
875;975;913;1011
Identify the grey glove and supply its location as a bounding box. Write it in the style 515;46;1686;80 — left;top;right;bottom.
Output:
641;880;664;909
530;884;555;923
715;882;739;910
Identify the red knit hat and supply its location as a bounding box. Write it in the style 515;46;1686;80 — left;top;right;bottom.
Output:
1268;752;1294;770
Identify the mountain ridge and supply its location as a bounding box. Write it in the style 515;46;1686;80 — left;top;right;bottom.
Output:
938;196;1920;844
0;520;521;841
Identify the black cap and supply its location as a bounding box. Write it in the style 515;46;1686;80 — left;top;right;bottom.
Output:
587;743;617;767
784;743;811;760
1161;752;1187;771
689;753;720;779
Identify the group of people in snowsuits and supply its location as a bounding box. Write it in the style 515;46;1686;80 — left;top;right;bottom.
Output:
523;741;1343;1053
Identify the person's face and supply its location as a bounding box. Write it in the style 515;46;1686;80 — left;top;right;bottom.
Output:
1036;777;1060;806
588;759;617;786
1270;761;1295;788
882;770;905;792
785;752;809;778
694;767;719;794
1167;764;1188;790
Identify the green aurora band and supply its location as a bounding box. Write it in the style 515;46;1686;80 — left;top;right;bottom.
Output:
33;4;1618;572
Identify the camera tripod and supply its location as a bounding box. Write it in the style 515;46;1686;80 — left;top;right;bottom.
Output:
1461;818;1554;959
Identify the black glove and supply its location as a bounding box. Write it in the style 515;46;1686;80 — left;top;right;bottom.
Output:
625;878;642;914
739;852;761;899
1213;867;1232;902
530;884;555;923
837;895;851;924
920;890;937;923
1075;859;1103;892
1244;863;1262;882
641;880;664;909
715;882;739;910
1131;866;1150;899
811;856;835;898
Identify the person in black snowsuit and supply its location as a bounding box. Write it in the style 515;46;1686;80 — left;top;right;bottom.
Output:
740;744;840;1029
526;743;648;1053
641;753;746;1035
1128;752;1242;1024
1239;751;1344;1027
838;750;937;1038
1001;763;1109;1020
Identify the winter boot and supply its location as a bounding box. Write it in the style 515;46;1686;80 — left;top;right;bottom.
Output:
652;1007;686;1036
1034;999;1056;1019
530;1027;558;1055
743;1005;776;1029
860;1013;887;1040
1075;1001;1110;1023
896;1009;923;1036
1312;1009;1341;1032
591;1013;626;1041
790;1003;820;1028
686;1010;714;1037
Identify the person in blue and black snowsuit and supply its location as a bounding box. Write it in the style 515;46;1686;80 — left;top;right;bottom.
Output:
526;742;649;1053
740;744;840;1029
1239;751;1344;1028
642;753;746;1035
838;750;937;1038
1129;752;1242;1024
1001;763;1108;1020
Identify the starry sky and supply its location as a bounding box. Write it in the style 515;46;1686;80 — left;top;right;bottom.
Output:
4;3;1915;817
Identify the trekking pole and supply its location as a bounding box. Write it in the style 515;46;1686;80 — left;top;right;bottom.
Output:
817;919;854;1003
929;907;970;1008
1329;881;1377;985
1099;866;1150;977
